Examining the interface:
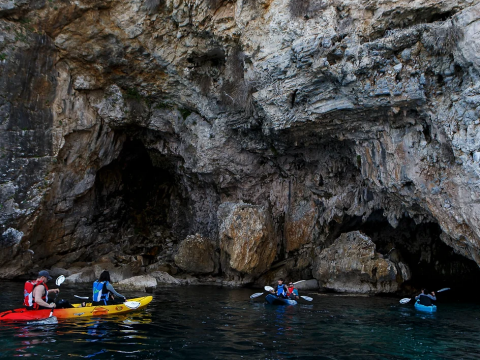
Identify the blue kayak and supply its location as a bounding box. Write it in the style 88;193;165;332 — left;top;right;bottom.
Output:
414;300;437;312
265;294;297;305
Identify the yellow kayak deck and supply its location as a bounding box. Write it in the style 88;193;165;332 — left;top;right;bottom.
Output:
62;296;153;318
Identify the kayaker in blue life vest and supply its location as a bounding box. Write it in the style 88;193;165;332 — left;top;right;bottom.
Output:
415;288;436;306
287;282;299;300
270;278;288;298
92;270;126;305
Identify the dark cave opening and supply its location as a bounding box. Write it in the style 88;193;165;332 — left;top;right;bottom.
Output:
92;137;189;265
327;210;480;294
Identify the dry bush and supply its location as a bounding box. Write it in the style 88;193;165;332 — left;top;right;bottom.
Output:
219;47;257;115
226;47;245;82
197;74;212;95
220;80;256;115
206;0;223;10
144;0;162;13
289;0;309;17
289;0;329;18
423;20;464;55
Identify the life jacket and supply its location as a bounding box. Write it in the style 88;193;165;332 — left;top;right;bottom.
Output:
24;280;48;309
276;284;287;298
93;280;110;304
287;286;294;296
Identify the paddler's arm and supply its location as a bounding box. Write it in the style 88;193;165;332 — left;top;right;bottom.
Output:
33;285;55;308
47;289;59;295
106;283;126;300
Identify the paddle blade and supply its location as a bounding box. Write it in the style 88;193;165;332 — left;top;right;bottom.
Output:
300;296;313;301
293;280;306;285
264;286;274;292
437;288;450;293
124;301;141;310
399;298;411;304
74;295;89;299
250;292;264;299
56;275;65;286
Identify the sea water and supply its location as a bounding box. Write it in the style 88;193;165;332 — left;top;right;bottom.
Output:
0;282;479;359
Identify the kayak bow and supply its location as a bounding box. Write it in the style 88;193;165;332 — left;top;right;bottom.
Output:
265;294;297;305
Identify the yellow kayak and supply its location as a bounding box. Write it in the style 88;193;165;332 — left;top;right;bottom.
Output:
0;296;153;322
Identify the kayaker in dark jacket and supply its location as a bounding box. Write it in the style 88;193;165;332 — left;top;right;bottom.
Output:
92;271;126;305
270;278;288;298
415;289;436;306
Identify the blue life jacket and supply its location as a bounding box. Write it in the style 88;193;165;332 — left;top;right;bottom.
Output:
276;284;287;298
92;280;109;303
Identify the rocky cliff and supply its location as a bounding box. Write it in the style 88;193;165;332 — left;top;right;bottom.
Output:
1;0;480;293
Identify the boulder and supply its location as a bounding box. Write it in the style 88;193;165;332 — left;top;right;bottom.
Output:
149;271;181;285
92;262;140;282
294;279;319;291
174;234;215;274
49;267;72;278
285;201;317;252
116;275;158;291
65;267;96;284
313;231;409;293
218;202;276;276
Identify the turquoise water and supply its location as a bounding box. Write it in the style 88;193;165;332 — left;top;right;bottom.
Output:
1;282;480;359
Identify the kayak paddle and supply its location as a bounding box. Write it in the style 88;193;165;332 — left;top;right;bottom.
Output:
124;301;141;310
399;287;451;304
293;280;306;285
250;292;264;299
264;286;274;292
49;275;65;318
74;295;89;300
301;296;313;302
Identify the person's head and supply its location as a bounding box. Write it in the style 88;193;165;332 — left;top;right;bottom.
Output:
37;270;52;283
422;288;427;294
99;271;111;283
288;282;294;288
277;278;284;285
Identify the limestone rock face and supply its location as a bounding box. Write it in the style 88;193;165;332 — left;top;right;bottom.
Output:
174;234;215;274
1;0;480;292
219;203;276;277
314;231;409;293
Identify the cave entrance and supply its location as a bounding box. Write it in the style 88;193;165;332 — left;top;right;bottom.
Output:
92;137;188;265
328;210;480;293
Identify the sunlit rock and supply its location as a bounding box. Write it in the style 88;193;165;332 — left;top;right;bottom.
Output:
313;231;410;293
219;203;276;277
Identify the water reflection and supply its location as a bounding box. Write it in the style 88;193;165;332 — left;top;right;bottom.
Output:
1;284;480;359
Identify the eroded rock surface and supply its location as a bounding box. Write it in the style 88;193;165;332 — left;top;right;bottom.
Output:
314;231;409;293
174;234;216;274
0;0;480;292
219;203;276;281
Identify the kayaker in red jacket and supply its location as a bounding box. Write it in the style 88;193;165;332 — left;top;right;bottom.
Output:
24;270;59;310
287;282;299;300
